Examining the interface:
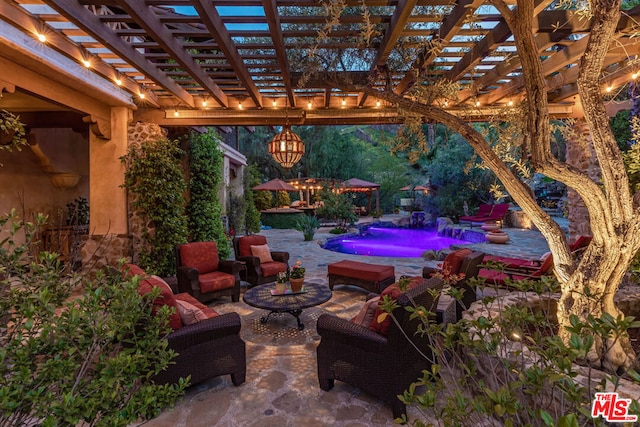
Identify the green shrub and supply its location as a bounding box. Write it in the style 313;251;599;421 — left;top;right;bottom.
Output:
294;215;321;241
392;268;640;426
187;129;230;259
260;212;303;229
227;191;246;236
254;190;273;211
316;187;357;232
121;138;188;276
243;166;262;234
0;210;185;426
276;190;291;207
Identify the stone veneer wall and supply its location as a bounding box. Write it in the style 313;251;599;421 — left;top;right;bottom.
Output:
126;122;168;266
565;119;601;240
80;234;132;274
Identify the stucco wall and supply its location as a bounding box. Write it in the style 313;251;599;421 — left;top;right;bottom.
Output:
0;127;89;225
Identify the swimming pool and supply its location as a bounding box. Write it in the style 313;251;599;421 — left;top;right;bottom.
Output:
322;226;472;258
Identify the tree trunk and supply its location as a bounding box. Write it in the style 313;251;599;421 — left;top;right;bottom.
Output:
558;236;638;371
327;0;640;372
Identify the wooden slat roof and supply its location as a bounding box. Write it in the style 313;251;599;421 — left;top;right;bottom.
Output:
3;0;640;125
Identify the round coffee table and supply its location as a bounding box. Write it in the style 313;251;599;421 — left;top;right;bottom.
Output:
243;282;332;330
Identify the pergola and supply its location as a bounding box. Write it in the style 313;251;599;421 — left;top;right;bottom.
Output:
1;0;639;128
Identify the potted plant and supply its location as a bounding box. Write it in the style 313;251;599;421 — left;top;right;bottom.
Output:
289;260;305;292
0;110;27;148
275;271;287;294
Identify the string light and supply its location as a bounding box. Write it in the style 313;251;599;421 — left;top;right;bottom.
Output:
82;59;91;68
508;100;514;107
307;100;313;110
238;101;243;110
605;86;613;93
173;110;179;117
272;99;277;107
36;33;46;43
475;101;481;107
202;99;207;107
114;78;122;86
376;100;381;108
138;92;145;99
341;98;347;107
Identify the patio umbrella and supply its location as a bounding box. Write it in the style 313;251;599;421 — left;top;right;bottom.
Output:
252;178;298;192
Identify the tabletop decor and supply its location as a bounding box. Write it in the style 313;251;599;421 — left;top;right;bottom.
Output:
275;272;287;294
289;260;306;292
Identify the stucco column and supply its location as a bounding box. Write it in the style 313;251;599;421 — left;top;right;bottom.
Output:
88;107;129;235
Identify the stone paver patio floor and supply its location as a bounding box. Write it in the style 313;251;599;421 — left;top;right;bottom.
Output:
135;214;560;426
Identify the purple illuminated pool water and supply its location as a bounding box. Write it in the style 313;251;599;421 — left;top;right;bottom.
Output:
322;226;471;258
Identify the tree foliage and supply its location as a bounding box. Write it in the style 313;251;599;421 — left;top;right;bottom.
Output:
303;0;639;371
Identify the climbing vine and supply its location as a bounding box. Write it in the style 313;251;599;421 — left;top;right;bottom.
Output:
187;129;230;259
121;138;188;276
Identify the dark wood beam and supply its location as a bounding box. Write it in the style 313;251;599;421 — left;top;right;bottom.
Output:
262;0;295;106
360;0;418;106
395;0;486;94
3;0;159;107
115;0;228;107
43;0;191;107
193;0;262;107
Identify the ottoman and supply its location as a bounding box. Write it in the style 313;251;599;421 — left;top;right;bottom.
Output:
327;260;395;293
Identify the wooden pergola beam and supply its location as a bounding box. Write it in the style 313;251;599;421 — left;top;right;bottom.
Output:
262;0;295;107
115;0;228;107
193;0;262;108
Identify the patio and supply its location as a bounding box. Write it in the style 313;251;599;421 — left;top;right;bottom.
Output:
137;215;556;426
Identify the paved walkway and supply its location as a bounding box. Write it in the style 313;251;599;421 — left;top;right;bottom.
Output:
136;214;563;427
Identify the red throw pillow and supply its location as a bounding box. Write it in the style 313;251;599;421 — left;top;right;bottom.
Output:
369;276;424;336
442;248;472;275
238;235;267;257
137;276;183;331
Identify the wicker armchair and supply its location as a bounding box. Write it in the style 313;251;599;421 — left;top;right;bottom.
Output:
316;277;443;419
123;264;246;388
232;235;289;287
175;241;241;303
422;249;484;322
153;312;246;387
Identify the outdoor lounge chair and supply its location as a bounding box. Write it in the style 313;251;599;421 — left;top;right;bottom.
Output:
175;241;242;303
482;235;592;269
123;264;246;388
478;252;555;287
459;203;510;227
422;249;485;322
232;235;290;287
316;277;443;419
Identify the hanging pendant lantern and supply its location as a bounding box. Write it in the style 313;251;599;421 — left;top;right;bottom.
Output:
268;125;305;170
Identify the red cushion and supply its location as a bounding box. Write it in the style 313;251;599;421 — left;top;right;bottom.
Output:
138;276;183;331
123;263;146;277
179;242;219;274
483;255;537;269
442;248;472;275
238;235;268;257
198;271;235;293
261;261;288;277
369;276;423;336
327;260;395;282
175;293;219;319
570;235;592;251
531;253;554;277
